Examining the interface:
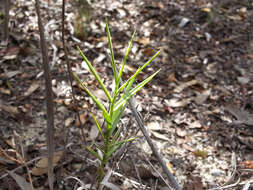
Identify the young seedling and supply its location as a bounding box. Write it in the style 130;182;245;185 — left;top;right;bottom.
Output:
73;20;160;184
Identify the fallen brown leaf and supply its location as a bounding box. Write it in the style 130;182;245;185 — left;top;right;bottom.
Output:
0;87;11;95
3;47;20;60
24;82;40;96
142;48;155;57
0;103;19;115
7;171;33;190
135;37;150;46
174;80;200;93
31;151;63;176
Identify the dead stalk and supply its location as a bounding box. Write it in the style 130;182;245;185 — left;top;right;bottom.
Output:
4;0;10;43
34;0;55;189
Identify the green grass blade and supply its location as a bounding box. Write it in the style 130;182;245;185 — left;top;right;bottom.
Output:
116;137;136;145
77;46;112;102
117;50;160;94
112;75;136;113
105;137;136;163
111;105;125;133
111;126;121;144
138;50;160;74
86;146;103;161
128;69;160;97
94;143;105;155
117;77;131;94
91;114;105;140
104;143;121;163
72;72;110;123
117;31;136;84
125;71;136;95
106;19;118;84
113;69;160;112
117;67;139;95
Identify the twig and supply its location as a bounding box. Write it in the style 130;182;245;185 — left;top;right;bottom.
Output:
4;0;10;43
0;147;23;165
128;98;182;190
112;171;150;189
208;178;241;190
19;137;35;190
242;182;250;190
0;144;74;180
99;169;113;190
145;157;171;189
34;0;55;189
0;156;43;180
130;155;143;189
223;152;237;186
208;177;253;190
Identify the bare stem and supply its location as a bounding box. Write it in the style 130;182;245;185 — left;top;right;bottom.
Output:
4;0;10;42
34;0;55;189
128;98;182;190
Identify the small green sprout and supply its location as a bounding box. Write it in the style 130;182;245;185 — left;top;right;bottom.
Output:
73;19;160;184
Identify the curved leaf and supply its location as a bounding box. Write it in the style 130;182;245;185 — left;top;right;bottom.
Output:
86;146;102;161
117;31;136;85
114;69;160;112
72;72;110;122
77;46;112;102
91;114;105;140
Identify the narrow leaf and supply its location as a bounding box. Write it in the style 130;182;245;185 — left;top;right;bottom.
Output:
106;19;117;84
111;126;122;144
104;144;122;163
117;31;136;84
117;79;130;94
86;146;103;161
91;114;105;140
105;137;136;163
77;46;112;102
116;137;136;145
103;111;112;125
124;71;136;95
110;105;125;135
73;72;110;121
118;50;160;92
94;143;105;155
128;69;161;97
114;69;160;112
138;50;160;75
116;70;138;98
117;50;160;94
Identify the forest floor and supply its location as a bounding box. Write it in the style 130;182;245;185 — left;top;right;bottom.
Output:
0;0;253;189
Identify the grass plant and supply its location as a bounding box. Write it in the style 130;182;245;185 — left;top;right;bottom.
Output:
73;19;160;184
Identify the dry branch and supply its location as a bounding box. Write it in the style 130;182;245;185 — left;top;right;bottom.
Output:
34;0;55;189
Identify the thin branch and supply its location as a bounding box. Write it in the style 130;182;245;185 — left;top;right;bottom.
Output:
128;98;182;190
130;155;143;188
20;139;35;190
4;0;10;42
34;0;55;189
0;156;43;180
